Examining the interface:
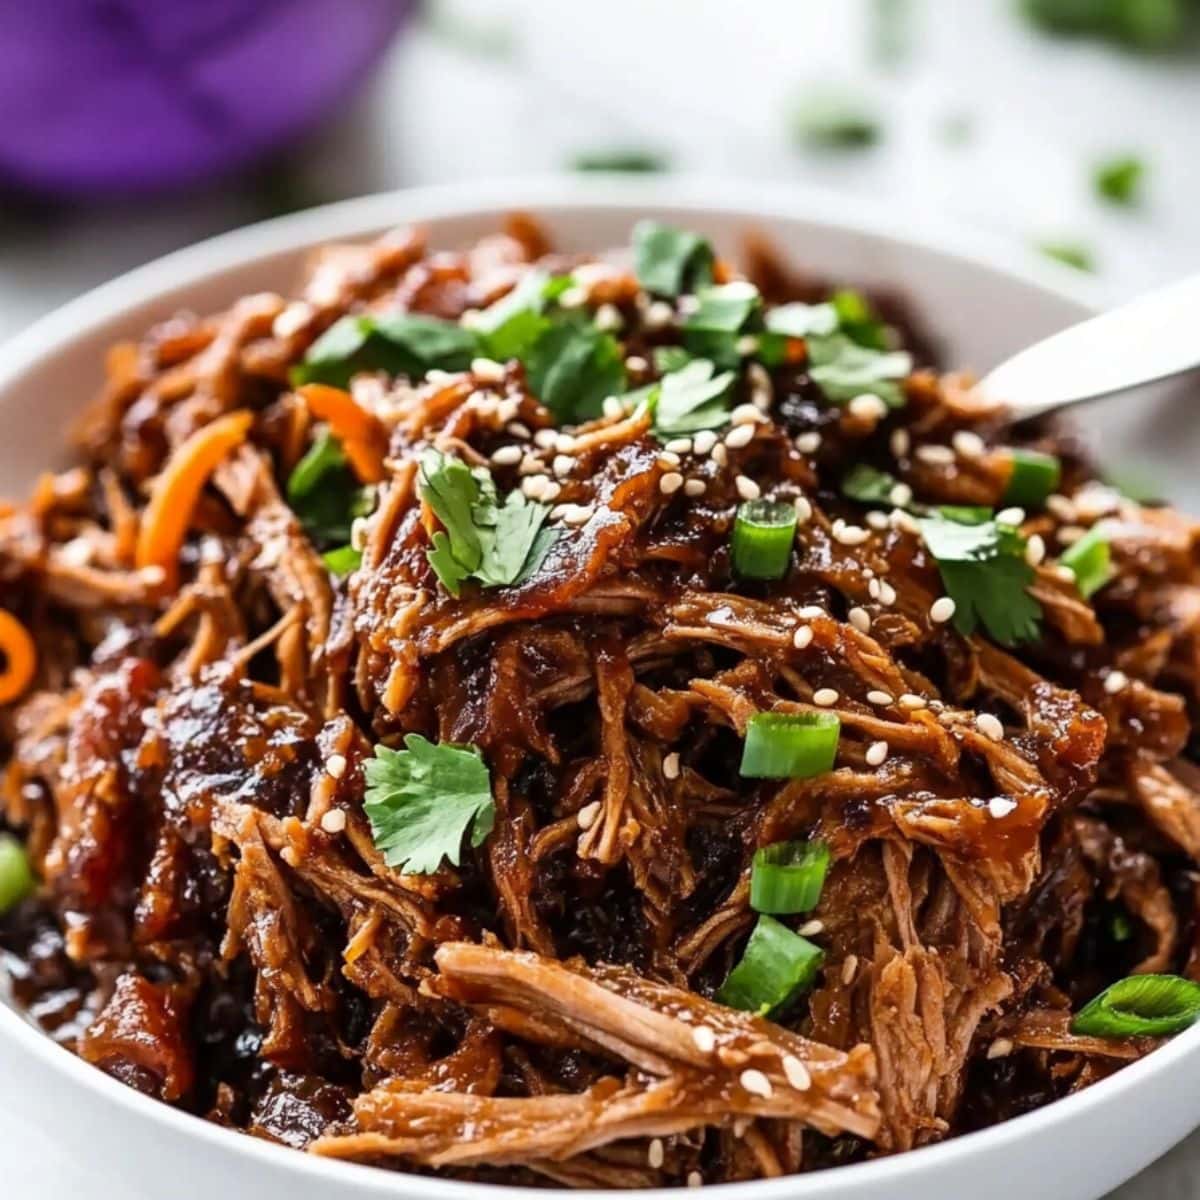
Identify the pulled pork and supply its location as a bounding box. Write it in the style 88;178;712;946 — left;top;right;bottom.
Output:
2;216;1198;1188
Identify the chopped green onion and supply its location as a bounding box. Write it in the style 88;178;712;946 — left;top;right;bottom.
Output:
0;834;33;913
1061;525;1113;598
740;712;840;780
750;840;831;914
1036;239;1096;273
1071;973;1200;1038
717;915;825;1015
1003;448;1062;507
322;545;362;577
1094;155;1145;207
731;500;797;580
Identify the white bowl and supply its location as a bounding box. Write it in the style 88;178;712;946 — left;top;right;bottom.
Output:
0;177;1194;1200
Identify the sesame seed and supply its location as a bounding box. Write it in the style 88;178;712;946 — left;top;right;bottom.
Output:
736;334;760;356
731;403;764;427
841;955;859;985
866;510;890;531
659;452;683;469
988;796;1018;819
140;564;167;586
739;1068;773;1099
878;581;897;605
534;428;558;449
793;625;814;650
625;355;649;373
552;454;574;478
890;428;910;458
782;1055;812;1092
735;475;761;501
577;800;601;830
798;919;824;936
554;433;577;453
797;605;826;619
711;443;729;467
541;481;561;502
664;437;693;454
748;362;773;410
561;504;594;527
350;517;370;552
471;357;506;383
648;1138;665;1169
692;1025;717;1053
660;472;684;496
507;421;531;439
320;808;347;834
1057;524;1086;545
1074;484;1122;520
594;303;624;332
916;444;955;465
521;476;548;500
490;444;523;466
868;578;882;600
663;752;681;780
889;482;913;508
1025;534;1046;567
693;430;718;455
1052;564;1077;583
794;495;813;524
684;479;707;497
1104;670;1129;694
559;285;588;309
1046;493;1078;522
867;690;894;706
848;393;888;421
326;754;347;780
813;688;839;707
795;432;822;454
890;508;919;534
987;1038;1014;1060
688;1171;704;1188
975;713;1004;741
602;395;624;419
832;520;870;546
952;430;986;459
899;693;926;710
725;424;756;450
848;606;871;633
866;740;889;766
929;596;957;624
996;506;1026;527
645;300;675;328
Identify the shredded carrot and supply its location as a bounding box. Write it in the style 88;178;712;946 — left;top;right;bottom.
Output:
0;609;37;705
297;383;387;484
135;410;254;589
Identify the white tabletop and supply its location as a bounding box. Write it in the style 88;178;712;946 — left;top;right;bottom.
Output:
3;2;1199;1194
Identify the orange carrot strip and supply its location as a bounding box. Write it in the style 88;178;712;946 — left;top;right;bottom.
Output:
135;410;254;587
0;609;36;705
297;384;387;484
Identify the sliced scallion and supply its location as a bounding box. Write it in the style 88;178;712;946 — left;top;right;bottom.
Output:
750;840;830;914
1071;973;1200;1039
732;500;797;580
0;834;33;913
717;915;824;1015
1061;525;1112;598
740;712;840;780
1003;448;1062;507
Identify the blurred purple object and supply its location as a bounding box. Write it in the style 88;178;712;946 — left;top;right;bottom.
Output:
0;1;410;197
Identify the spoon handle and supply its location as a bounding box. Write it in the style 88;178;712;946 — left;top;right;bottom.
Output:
979;273;1200;420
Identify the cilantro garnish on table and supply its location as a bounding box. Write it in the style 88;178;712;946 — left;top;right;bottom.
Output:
364;734;495;873
418;449;556;595
917;510;1042;645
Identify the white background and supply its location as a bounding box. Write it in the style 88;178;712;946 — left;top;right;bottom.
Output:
2;1;1199;1195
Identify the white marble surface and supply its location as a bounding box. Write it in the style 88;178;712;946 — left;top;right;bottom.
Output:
2;2;1199;1196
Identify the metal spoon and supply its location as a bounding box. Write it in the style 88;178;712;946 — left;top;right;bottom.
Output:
977;273;1200;420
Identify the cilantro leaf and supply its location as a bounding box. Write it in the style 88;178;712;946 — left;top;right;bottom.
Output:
831;289;891;349
294;313;477;387
322;545;362;577
842;464;899;504
682;282;762;367
632;221;714;297
473;269;565;361
808;334;912;408
790;86;882;151
917;513;1042;645
765;302;840;339
524;321;626;423
364;734;495;874
286;432;371;546
1094;154;1146;207
572;148;669;173
418;449;556;594
653;345;693;374
652;359;736;436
